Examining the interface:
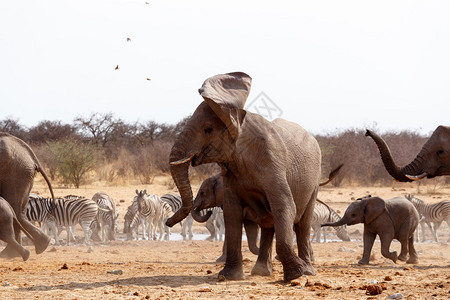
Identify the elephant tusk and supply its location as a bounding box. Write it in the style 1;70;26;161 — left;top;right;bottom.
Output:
406;173;428;181
170;154;195;166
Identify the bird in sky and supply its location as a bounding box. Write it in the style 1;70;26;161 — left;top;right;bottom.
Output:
127;37;131;42
146;78;151;81
115;65;119;70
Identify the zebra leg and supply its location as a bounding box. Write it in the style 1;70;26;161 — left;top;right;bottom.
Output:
433;221;442;243
80;220;92;245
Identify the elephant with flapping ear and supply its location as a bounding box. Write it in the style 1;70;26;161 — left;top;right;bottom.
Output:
166;72;322;282
365;126;450;182
0;132;55;258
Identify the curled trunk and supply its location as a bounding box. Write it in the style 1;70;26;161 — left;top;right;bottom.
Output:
365;130;425;182
191;208;212;223
165;137;196;227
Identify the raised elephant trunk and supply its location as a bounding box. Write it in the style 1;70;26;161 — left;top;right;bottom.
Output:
165;137;196;227
321;218;346;227
365;129;426;182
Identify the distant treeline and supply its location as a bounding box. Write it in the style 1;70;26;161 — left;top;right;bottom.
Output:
0;114;441;188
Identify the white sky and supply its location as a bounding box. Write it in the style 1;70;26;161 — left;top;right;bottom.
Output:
1;0;449;135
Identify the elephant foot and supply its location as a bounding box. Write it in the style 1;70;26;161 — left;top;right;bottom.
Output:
282;257;311;282
216;254;226;263
34;235;51;254
21;249;30;261
406;257;419;264
398;254;408;262
251;261;272;276
218;265;245;280
357;259;370;265
303;264;316;276
0;246;21;259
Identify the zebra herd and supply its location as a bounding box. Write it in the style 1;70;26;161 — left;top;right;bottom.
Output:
24;191;450;246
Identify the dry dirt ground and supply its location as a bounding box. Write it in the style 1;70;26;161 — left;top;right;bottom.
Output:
1;177;449;299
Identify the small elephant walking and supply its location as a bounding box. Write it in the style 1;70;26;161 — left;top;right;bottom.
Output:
0;197;33;261
322;196;419;265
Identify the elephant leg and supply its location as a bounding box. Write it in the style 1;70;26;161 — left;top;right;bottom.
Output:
406;236;419;264
218;193;244;280
1;186;50;256
251;227;274;276
397;237;409;262
243;219;260;255
293;190;317;277
1;233;30;261
379;234;397;263
359;231;376;265
205;218;216;241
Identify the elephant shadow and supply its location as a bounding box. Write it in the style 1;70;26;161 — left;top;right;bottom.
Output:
16;274;217;292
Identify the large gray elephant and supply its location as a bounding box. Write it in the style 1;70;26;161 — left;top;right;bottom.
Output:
365;126;450;182
166;72;322;281
0;132;55;257
322;196;419;265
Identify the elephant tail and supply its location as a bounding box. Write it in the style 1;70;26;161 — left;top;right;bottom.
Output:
319;164;343;186
36;163;55;200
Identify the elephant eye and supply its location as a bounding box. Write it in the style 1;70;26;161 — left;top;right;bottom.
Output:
204;126;213;134
200;191;205;196
437;149;444;155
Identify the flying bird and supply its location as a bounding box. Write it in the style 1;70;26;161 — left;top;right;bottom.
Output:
146;78;151;81
115;65;119;70
127;38;131;42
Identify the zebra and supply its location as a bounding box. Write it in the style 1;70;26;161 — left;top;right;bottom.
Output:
160;194;182;213
123;199;140;240
26;194;98;245
405;194;450;242
91;192;118;242
181;207;223;241
310;199;350;242
135;190;173;240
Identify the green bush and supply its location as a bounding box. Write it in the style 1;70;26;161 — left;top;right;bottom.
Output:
48;139;99;188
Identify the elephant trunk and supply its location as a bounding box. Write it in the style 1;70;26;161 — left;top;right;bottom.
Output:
191;208;212;223
322;218;347;227
165;137;196;228
365;129;425;182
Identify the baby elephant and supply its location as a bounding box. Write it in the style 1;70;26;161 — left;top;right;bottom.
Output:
0;197;32;261
322;196;419;265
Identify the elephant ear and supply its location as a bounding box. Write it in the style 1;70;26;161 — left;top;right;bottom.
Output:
364;197;386;224
199;72;251;140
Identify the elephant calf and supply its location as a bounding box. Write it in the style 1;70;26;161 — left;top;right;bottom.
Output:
0;197;32;261
322;196;419;265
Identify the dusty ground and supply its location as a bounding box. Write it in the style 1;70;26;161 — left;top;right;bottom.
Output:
1;177;449;299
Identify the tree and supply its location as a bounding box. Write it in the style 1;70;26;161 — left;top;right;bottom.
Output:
49;139;99;188
28;120;78;145
0;117;28;140
74;113;119;147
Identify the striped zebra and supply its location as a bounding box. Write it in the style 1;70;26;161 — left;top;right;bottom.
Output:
123;199;140;240
91;192;118;242
26;194;98;245
135;190;173;240
160;194;182;213
311;199;350;242
405;194;450;242
181;207;223;241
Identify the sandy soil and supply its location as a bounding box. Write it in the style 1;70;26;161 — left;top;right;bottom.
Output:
1;177;449;299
